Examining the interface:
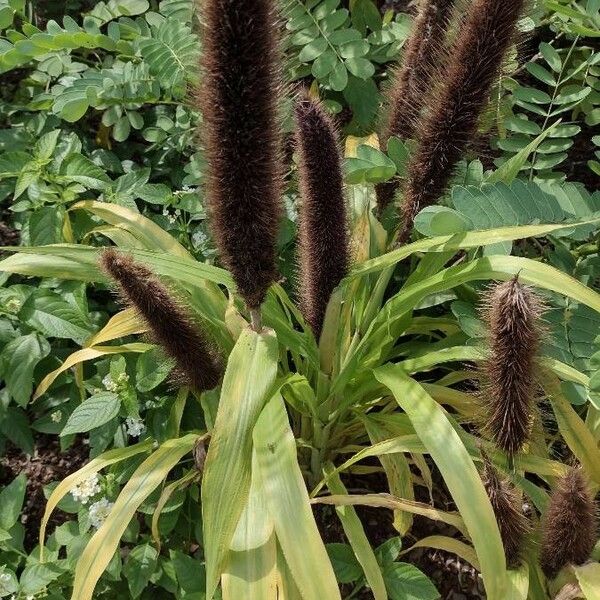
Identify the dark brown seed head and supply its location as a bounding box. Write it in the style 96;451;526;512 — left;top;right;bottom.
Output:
100;249;223;392
376;0;457;213
540;467;597;579
295;96;349;338
198;0;284;309
481;277;544;456
398;0;526;242
481;456;530;567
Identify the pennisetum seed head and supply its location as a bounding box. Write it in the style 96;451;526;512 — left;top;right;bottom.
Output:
197;0;284;311
540;467;598;579
398;0;526;242
100;249;223;393
481;454;530;567
294;95;349;338
376;0;456;213
480;277;544;457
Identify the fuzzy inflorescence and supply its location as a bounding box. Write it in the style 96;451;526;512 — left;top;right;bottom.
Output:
540;467;598;579
481;278;544;457
100;249;223;392
376;0;456;212
398;0;526;242
295;96;349;338
198;0;284;310
482;456;530;567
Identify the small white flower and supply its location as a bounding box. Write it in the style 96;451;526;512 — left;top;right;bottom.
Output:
116;372;129;385
102;374;117;392
168;214;177;224
26;595;35;600
89;498;114;528
174;209;181;217
5;298;21;314
125;417;145;438
182;185;192;192
50;410;62;423
0;573;11;583
71;474;101;504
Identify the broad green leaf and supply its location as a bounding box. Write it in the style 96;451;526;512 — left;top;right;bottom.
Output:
61;392;121;436
20;563;64;595
253;395;341;600
326;544;363;583
383;563;439;600
61;154;111;189
0;334;50;406
202;328;279;599
19;289;92;342
374;367;509;599
122;544;158;599
135;347;174;392
71;435;198;600
40;440;154;553
0;474;26;530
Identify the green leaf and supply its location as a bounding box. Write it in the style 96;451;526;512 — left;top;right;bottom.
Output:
19;289;92;342
61;392;121;436
326;544;363;583
139;19;199;89
202;328;279;599
345;57;374;79
539;42;562;72
136;347;174;392
374;368;509;599
0;334;50;406
34;130;61;160
20;563;64;595
383;563;439;600
62;154;111;189
346;144;396;184
0;474;26;530
299;37;328;62
123;544;158;598
29;207;64;246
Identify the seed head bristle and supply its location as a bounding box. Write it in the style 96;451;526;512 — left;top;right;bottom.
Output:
100;249;223;392
376;0;456;213
295;96;349;338
398;0;526;242
540;467;598;579
480;277;544;457
197;0;284;309
481;455;530;567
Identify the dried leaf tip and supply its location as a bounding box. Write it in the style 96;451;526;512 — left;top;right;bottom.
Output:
481;454;530;567
481;277;544;457
295;96;349;338
376;0;456;212
198;0;284;310
540;467;597;579
100;248;223;393
398;0;526;242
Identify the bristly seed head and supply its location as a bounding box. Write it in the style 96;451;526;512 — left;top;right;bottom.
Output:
398;0;526;242
540;467;598;579
480;277;544;457
100;248;223;393
294;95;349;338
376;0;456;213
198;0;284;310
481;454;530;567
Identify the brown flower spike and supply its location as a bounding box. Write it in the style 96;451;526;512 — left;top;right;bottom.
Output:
481;277;543;457
376;0;456;212
100;249;222;393
198;0;283;311
295;96;349;338
540;467;597;579
482;456;530;567
398;0;526;242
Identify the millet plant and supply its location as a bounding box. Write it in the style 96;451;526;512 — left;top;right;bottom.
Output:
1;0;599;598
